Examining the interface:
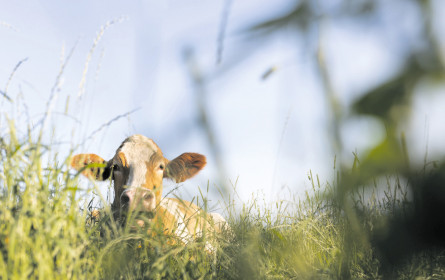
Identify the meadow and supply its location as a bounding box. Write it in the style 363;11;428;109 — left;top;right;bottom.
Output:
1;113;445;279
4;1;445;278
4;0;445;277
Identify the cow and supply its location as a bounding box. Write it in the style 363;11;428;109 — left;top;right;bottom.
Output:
70;134;227;250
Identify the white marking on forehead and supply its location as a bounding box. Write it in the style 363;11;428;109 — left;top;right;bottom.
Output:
120;135;160;153
117;135;161;187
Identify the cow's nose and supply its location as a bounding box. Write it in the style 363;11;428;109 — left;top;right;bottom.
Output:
120;191;131;207
120;187;155;212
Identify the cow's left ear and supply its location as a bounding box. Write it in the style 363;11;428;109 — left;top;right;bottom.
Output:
163;153;206;183
70;153;111;181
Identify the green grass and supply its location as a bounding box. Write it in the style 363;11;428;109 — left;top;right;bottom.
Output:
1;120;445;280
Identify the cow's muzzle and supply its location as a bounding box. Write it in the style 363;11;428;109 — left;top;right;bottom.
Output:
120;187;156;213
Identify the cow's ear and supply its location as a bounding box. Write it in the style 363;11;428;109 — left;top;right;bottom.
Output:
163;153;206;183
70;154;111;181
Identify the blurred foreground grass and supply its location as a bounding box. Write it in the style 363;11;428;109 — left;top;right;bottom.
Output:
1;118;445;279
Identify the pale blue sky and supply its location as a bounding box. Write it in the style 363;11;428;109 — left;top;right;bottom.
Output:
1;1;444;209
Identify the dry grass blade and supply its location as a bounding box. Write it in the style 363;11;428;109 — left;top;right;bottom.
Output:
78;16;127;99
80;108;140;145
38;42;78;140
3;57;28;102
0;90;12;102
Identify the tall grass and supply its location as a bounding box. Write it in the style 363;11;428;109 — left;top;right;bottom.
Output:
0;48;444;278
1;115;445;279
0;121;92;278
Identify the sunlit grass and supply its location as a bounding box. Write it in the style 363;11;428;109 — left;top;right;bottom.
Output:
0;121;92;279
1;104;445;279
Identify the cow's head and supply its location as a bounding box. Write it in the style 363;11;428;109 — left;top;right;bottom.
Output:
71;135;206;215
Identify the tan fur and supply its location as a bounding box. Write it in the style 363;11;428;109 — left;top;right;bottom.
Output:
143;152;166;205
71;154;107;180
70;135;227;249
118;152;128;168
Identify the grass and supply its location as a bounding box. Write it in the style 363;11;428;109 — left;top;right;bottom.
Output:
1;116;445;279
0;42;444;277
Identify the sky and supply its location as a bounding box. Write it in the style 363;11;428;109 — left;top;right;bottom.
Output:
1;0;445;212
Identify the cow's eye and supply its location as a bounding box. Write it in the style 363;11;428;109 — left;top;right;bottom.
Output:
113;164;120;172
159;164;164;170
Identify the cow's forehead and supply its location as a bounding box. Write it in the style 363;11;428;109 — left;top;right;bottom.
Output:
116;135;162;162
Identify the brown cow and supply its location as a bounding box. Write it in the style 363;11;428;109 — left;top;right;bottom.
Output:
71;134;227;250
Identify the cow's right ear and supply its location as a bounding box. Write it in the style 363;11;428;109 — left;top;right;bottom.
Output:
70;154;111;181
